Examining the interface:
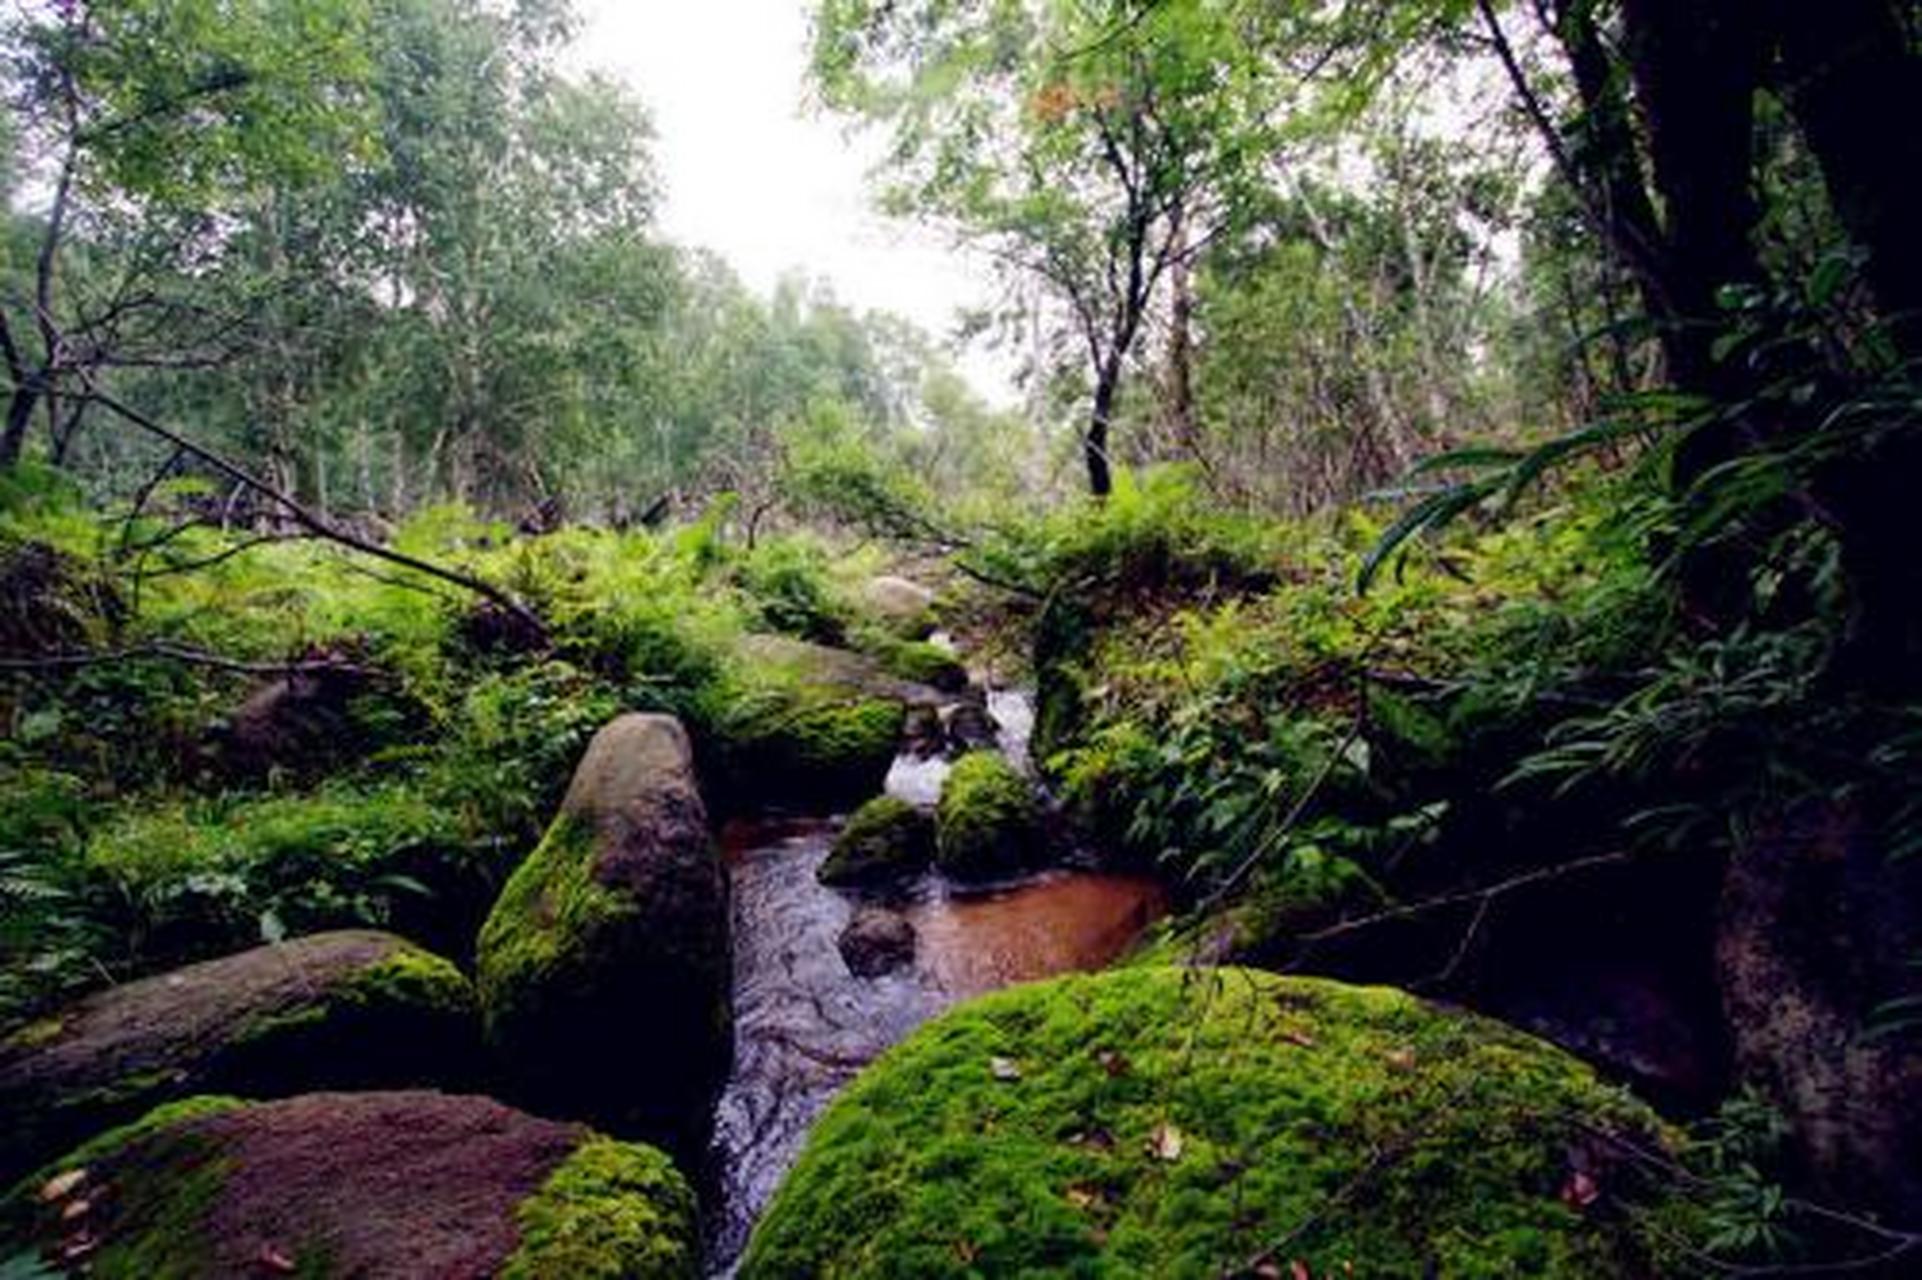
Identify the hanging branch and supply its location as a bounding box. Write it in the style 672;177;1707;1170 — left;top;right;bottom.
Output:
77;379;548;640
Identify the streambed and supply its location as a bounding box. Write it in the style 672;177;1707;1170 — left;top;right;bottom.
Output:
703;692;1166;1273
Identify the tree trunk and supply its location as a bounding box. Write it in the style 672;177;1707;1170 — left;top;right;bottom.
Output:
1771;0;1922;345
0;383;38;470
1086;361;1118;498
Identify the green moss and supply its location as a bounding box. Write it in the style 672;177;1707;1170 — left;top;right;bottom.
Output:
4;1016;66;1051
501;1138;700;1279
712;697;906;812
871;639;967;692
477;814;634;1040
344;942;476;1020
934;751;1041;880
819;796;935;887
3;1095;244;1278
743;968;1673;1279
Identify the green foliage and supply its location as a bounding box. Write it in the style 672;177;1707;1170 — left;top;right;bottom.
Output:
744;966;1673;1278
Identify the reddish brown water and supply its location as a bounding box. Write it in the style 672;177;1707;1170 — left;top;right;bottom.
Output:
704;817;1166;1273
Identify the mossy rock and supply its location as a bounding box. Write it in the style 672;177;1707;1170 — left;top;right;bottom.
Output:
873;640;968;694
819;796;935;887
711;693;908;814
934;751;1041;880
0;931;477;1187
742;967;1676;1279
476;713;730;1160
860;575;939;639
2;1091;698;1278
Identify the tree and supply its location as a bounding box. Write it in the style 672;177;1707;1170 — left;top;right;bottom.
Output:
0;0;374;468
811;0;1287;496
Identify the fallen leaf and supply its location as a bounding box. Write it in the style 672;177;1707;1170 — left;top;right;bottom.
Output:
1253;1262;1283;1279
1096;1049;1132;1077
1383;1046;1417;1071
952;1240;978;1263
1289;1260;1312;1280
59;1199;91;1223
1281;1029;1316;1048
990;1056;1022;1081
1065;1184;1100;1210
59;1232;97;1263
1561;1170;1600;1210
38;1169;86;1202
1147;1121;1185;1162
258;1244;298;1274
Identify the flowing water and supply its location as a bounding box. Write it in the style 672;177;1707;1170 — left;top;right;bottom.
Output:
703;690;1167;1273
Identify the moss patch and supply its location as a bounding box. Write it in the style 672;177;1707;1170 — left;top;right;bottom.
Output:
3;1095;245;1278
501;1138;700;1279
742;967;1673;1279
820;796;935;887
476;813;633;1040
934;750;1041;880
711;697;906;812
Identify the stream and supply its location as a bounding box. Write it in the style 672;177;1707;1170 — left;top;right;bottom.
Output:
703;689;1167;1273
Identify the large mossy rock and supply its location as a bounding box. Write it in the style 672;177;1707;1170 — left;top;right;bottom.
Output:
476;713;729;1158
934;750;1041;880
818;796;934;887
742;967;1675;1279
0;930;476;1186
861;575;938;639
3;1091;698;1278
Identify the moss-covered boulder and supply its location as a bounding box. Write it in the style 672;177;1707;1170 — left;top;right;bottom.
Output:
861;575;938;639
3;1091;698;1278
710;692;907;814
819;796;935;887
477;713;729;1159
0;930;475;1187
874;639;968;693
743;967;1675;1278
934;751;1042;880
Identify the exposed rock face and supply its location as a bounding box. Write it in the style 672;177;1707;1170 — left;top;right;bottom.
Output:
934;751;1042;881
5;1091;699;1279
861;575;937;638
0;930;477;1186
836;907;916;978
944;701;998;753
476;713;731;1160
743;968;1679;1278
818;797;934;888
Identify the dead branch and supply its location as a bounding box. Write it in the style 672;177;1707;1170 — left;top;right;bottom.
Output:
77;381;548;641
0;641;375;678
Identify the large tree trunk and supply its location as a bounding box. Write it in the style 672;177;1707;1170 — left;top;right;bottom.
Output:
1717;800;1922;1222
1770;0;1922;344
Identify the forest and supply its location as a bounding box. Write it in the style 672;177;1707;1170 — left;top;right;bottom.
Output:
2;0;1920;1276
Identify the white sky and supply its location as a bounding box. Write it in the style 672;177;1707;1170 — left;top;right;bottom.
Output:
573;0;1018;404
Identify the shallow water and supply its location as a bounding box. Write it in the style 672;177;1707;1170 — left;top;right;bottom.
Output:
703;690;1165;1272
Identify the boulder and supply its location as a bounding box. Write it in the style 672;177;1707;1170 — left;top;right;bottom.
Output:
4;1091;698;1278
861;575;938;638
712;637;925;812
735;634;946;708
934;751;1041;880
818;797;934;888
944;701;998;753
836;908;917;979
209;658;381;783
0;930;476;1187
476;713;730;1160
743;968;1679;1278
